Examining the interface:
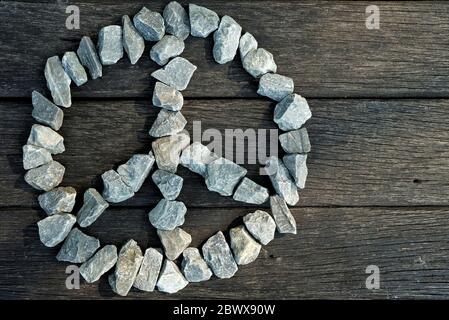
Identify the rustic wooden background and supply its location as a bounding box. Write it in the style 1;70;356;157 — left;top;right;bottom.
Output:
1;0;449;299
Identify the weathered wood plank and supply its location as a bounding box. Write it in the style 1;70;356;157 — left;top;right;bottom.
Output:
1;206;449;299
2;98;449;208
1;1;449;98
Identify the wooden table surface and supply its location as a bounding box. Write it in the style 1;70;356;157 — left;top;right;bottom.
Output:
1;0;449;299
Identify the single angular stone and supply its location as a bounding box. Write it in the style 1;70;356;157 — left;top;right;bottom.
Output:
110;240;144;296
77;188;109;228
189;4;219;38
230;225;261;265
98;25;123;65
233;177;269;205
57;228;100;263
180;142;219;176
213;15;242;64
279;128;311;154
181;247;212;282
163;1;190;40
151;57;197;91
243;210;276;245
80;245;118;283
150;35;185;66
152;170;183;200
265;156;299;206
239;32;258;60
274;94;312;131
283;154;308;189
257;73;294;101
148;199;187;230
243;48;277;78
37;213;76;247
27;124;65;154
157;260;188;294
31;91;64;131
158;227;192;260
117;153;155;192
25;161;65;191
61;51;88;86
152;131;190;173
202;231;238;279
149;109;187;138
122;15;145;65
101;169;135;203
152;82;184;111
133;7;165;41
38;186;76;215
133;248;163;292
22;144;52;170
270;195;297;234
77;36;103;79
44;56;71;108
205;158;247;196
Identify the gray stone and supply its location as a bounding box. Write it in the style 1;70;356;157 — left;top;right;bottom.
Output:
57;228;100;263
152;170;183;200
157;260;188;294
163;1;190;40
152;82;184;111
229;225;261;265
44;56;71;108
279;128;311;154
31;91;64;131
38;187;76;215
149;109;187;137
274;94;312;131
25;161;65;191
133;248;163;292
257;73;294;101
239;32;258;60
151;57;197;91
213;15;242;64
133;7;165;42
77;36;103;79
61;51;88;86
180;142;219;177
22;144;52;170
27;124;65;154
202;231;238;279
265;156;299;206
158;227;192;260
80;245;118;283
205;158;247;196
101;169;135;203
181;247;212;282
189;4;219;38
37;213;76;247
148;199;187;231
233;177;269;205
243;48;277;78
150;35;185;66
110;240;143;296
98;25;123;65
122;15;145;65
152;131;190;173
270;195;297;234
117;153;155;192
77;188;109;228
283;154;308;189
243;210;276;245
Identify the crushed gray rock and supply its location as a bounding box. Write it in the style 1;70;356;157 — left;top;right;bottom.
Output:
31;91;64;131
149;109;187;138
61;51;88;86
133;248;163;292
279;128;311;154
270;195;297;234
117;153;155;192
283;154;308;189
239;32;258;60
133;7;165;41
157;259;188;294
22;144;52;170
274;94;312;131
265;156;299;206
158;227;192;260
77;36;103;79
122;15;145;65
243;48;277;78
213;15;242;64
57;228;100;263
37;213;76;247
205;158;247;196
181;247;212;282
202;231;238;279
233;177;269;205
150;35;185;66
77;188;109;228
180;142;219;176
163;1;190;40
27;124;65;154
152;169;184;200
257;73;294;101
151;57;197;91
101;169;135;203
80;245;118;283
44;56;72;108
189;4;219;38
148;199;187;230
38;187;76;215
152;81;184;111
229;225;261;265
98;25;123;65
243;210;276;245
25;161;65;191
152;131;190;173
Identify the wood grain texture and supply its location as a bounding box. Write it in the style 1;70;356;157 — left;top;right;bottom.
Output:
1;1;449;98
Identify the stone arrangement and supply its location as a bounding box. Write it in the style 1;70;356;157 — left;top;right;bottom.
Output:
24;2;311;296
